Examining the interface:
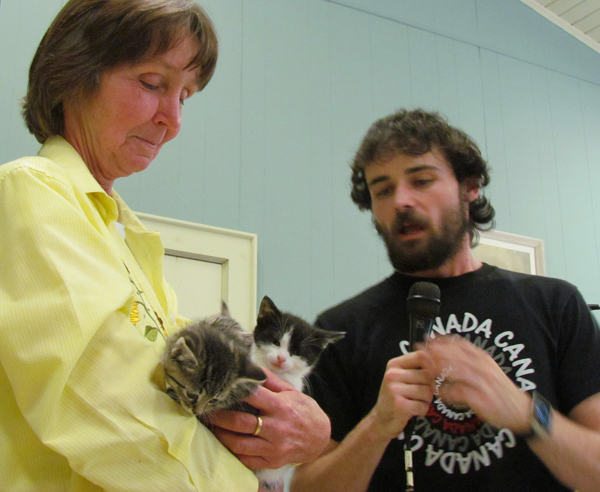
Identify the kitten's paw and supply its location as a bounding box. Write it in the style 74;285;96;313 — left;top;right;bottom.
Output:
256;467;288;492
257;479;284;492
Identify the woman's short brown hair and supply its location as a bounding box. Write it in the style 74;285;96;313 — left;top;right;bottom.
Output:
23;0;218;143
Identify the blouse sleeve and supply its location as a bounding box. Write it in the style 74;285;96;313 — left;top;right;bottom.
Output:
0;161;257;491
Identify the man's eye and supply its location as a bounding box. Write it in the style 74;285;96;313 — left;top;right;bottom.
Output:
414;179;433;188
375;186;393;197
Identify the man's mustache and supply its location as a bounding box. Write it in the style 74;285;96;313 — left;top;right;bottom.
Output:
391;209;430;234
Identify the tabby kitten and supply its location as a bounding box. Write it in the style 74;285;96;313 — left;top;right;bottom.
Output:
162;303;266;418
251;296;344;491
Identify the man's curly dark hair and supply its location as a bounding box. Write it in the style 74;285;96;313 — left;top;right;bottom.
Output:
350;108;495;245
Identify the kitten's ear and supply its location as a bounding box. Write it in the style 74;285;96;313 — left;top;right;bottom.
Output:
221;301;231;317
171;337;200;372
257;295;281;323
314;328;345;350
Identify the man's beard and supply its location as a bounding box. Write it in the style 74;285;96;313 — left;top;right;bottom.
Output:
374;203;469;274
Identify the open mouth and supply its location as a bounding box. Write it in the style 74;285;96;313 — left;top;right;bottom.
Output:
395;221;428;239
392;209;430;239
399;224;425;236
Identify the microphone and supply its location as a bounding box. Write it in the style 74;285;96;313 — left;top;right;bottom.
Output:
404;281;440;492
407;281;441;351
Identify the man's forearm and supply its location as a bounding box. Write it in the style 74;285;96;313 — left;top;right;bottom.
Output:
290;413;392;492
528;409;600;492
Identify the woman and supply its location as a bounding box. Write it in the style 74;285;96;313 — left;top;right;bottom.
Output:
0;1;329;490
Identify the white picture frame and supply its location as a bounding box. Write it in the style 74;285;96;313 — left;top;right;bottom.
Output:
473;230;545;276
136;212;258;330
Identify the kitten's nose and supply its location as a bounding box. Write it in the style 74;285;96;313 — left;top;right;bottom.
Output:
273;355;287;368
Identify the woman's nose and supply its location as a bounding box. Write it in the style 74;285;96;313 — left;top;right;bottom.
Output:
154;94;182;135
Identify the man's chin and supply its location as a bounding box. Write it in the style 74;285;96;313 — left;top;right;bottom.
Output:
388;236;428;256
386;242;450;274
390;258;445;274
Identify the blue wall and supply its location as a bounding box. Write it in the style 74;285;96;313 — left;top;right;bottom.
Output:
1;0;600;321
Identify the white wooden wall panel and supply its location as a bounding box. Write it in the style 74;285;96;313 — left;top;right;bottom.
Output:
3;0;600;318
138;213;258;331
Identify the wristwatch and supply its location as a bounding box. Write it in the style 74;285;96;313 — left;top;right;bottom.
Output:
523;391;553;440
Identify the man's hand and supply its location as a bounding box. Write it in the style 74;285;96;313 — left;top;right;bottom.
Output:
424;335;531;433
367;350;434;440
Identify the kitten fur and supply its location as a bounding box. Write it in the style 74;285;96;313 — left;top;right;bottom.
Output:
252;296;344;390
162;303;266;418
251;295;344;490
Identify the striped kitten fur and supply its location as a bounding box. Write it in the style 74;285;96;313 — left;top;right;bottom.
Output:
162;303;266;418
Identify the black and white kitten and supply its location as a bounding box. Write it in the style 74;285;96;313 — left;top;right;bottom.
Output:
251;296;344;490
162;303;266;418
252;296;344;390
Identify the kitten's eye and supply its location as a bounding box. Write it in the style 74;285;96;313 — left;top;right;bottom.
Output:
186;392;199;404
208;398;220;405
272;339;280;346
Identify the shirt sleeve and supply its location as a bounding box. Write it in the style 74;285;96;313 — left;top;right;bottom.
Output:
308;314;363;443
0;162;257;491
555;286;600;415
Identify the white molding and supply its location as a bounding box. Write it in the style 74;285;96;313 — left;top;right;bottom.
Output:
519;0;600;55
475;230;546;276
136;212;258;330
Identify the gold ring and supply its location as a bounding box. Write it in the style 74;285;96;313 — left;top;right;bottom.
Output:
253;416;263;436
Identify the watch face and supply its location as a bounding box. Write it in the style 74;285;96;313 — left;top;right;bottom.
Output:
533;392;552;433
535;400;551;427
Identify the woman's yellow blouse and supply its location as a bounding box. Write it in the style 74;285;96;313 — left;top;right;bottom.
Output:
0;136;256;492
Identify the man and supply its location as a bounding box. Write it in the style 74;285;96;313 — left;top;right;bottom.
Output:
290;109;600;492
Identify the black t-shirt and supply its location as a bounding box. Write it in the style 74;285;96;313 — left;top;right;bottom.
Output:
308;264;600;491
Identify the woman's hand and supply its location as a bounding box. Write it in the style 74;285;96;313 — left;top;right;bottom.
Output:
208;368;331;469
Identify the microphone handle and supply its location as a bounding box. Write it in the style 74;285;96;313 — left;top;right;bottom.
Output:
404;416;416;441
405;314;433;441
409;315;434;351
404;314;434;491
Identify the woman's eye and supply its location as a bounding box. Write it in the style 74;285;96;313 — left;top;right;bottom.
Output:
141;81;159;91
181;89;190;105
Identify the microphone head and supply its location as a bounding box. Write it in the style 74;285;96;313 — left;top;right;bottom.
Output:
407;281;441;319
